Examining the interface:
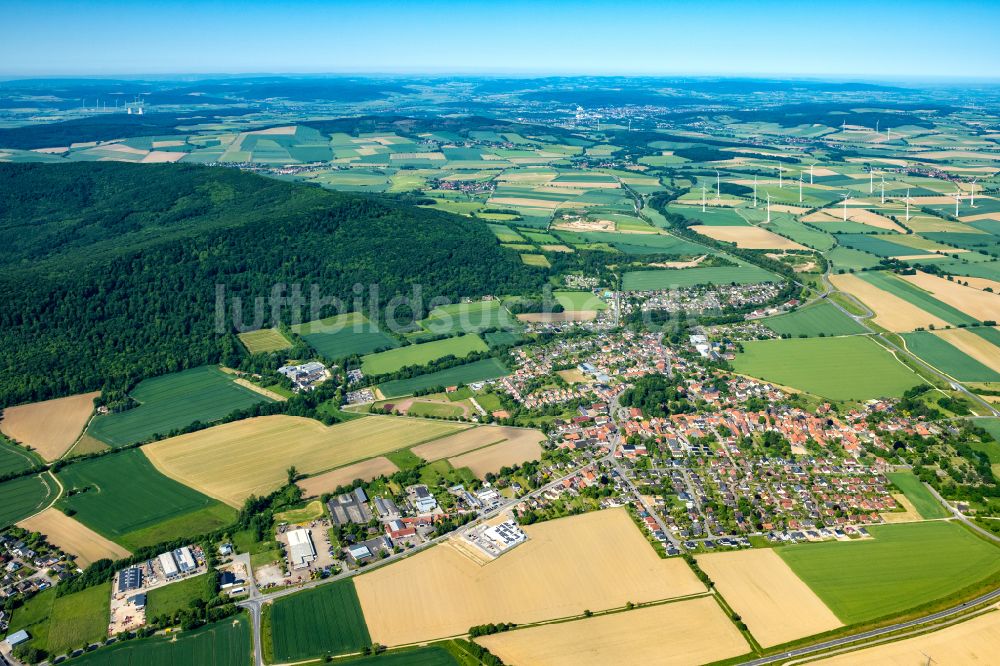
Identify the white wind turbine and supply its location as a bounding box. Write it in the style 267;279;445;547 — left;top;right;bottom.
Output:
970;178;979;208
905;187;912;222
778;163;783;189
842;193;851;222
809;162;817;184
952;189;962;217
880;175;886;205
798;173;803;204
753;174;758;208
716;170;721;201
702;184;707;213
869;169;874;194
766;192;772;223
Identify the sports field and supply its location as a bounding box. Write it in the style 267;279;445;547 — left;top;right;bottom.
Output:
698;548;842;647
144;415;468;506
732;336;920;400
477;596;748;666
292;312;400;360
269;579;371;661
815;608;1000;664
0;474;56;528
298;457;400;497
777;521;1000;624
56;449;234;549
0;391;99;461
886;471;950;519
355;509;705;646
360;334;488;375
237;327;292;354
378;358;508;398
763;301;866;338
86;366;275;447
0;435;39;476
902;331;1000;382
70;616;251;666
18;508;130;566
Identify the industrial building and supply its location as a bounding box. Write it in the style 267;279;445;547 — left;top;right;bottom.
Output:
117;566;143;593
287;528;317;569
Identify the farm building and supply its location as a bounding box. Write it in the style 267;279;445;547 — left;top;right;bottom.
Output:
328;488;372;525
3;629;30;648
287;528;317;569
412;485;438;513
374;497;400;520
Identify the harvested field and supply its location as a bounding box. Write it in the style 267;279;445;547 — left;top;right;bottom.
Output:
298;457;400;497
899;271;1000;322
144;415;467;506
18;508;130;566
960;276;1000;292
140;151;184;163
490;197;563;209
880;493;923;523
476;596;748;666
412;426;539;460
448;435;544;477
691;224;808;249
815;608;1000;664
1;392;99;461
932;328;1000;374
830;273;949;331
556;369;589;384
516;311;598;323
697;548;842;647
354;508;705;646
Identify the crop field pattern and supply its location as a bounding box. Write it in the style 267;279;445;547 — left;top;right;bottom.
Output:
0;435;39;476
269;580;371;661
360;334;488;375
378;358;509;398
293;313;399;360
71;616;251;666
86;365;274;447
0;474;56;528
56;448;233;548
777;522;1000;624
763;301;866;338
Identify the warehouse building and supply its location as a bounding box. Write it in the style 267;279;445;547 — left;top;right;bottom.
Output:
287;528;317;570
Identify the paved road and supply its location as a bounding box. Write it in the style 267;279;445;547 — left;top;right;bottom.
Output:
740;586;1000;665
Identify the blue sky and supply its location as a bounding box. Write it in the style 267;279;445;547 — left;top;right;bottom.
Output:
2;0;999;79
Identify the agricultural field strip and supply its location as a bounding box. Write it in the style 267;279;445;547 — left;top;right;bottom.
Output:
143;415;469;506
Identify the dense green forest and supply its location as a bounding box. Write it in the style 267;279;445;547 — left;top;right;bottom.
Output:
0;162;544;406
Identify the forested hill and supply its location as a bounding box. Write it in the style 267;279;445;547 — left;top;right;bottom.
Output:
0;162;544;406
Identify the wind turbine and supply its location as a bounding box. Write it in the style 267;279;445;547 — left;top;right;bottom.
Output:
716;170;721;201
970;178;979;207
869;169;874;194
798;173;803;204
880;175;886;205
753;174;758;208
953;190;962;217
702;184;707;213
778;164;783;189
766;193;772;223
886;127;891;141
875;118;880;134
905;187;912;222
842;193;851;222
809;162;817;184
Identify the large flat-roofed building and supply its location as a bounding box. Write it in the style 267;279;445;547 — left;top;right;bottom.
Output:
287;528;317;569
117;566;143;593
328;490;372;526
158;552;179;578
174;546;196;573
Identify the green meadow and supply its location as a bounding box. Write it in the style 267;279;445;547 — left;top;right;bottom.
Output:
361;334;488;375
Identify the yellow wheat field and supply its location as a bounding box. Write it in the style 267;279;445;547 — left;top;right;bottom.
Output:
816;608;1000;664
880;493;924;524
697;549;842;647
297;457;400;497
830;273;949;332
691;225;807;250
1;392;99;461
18;508;130;566
931;328;1000;374
411;426;540;460
900;271;1000;322
476;596;749;666
143;415;467;506
448;436;544;477
354;508;706;646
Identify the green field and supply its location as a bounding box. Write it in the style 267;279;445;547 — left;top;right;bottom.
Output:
418;301;522;335
553;290;607;311
827;246;882;271
623;264;779;290
763;301;867;338
293;313;400;360
732;336;920;400
86;366;275;447
0;473;56;528
70;616;251;666
9;583;112;657
146;572;218;619
0;434;40;476
360;334;488;375
887;471;951;519
778;522;1000;624
901;331;1000;383
269;580;371;661
237;328;292;354
331;646;461;666
56;449;235;549
378;358;509;398
858;272;979;326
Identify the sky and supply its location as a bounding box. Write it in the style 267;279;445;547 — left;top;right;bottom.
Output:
2;0;999;80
